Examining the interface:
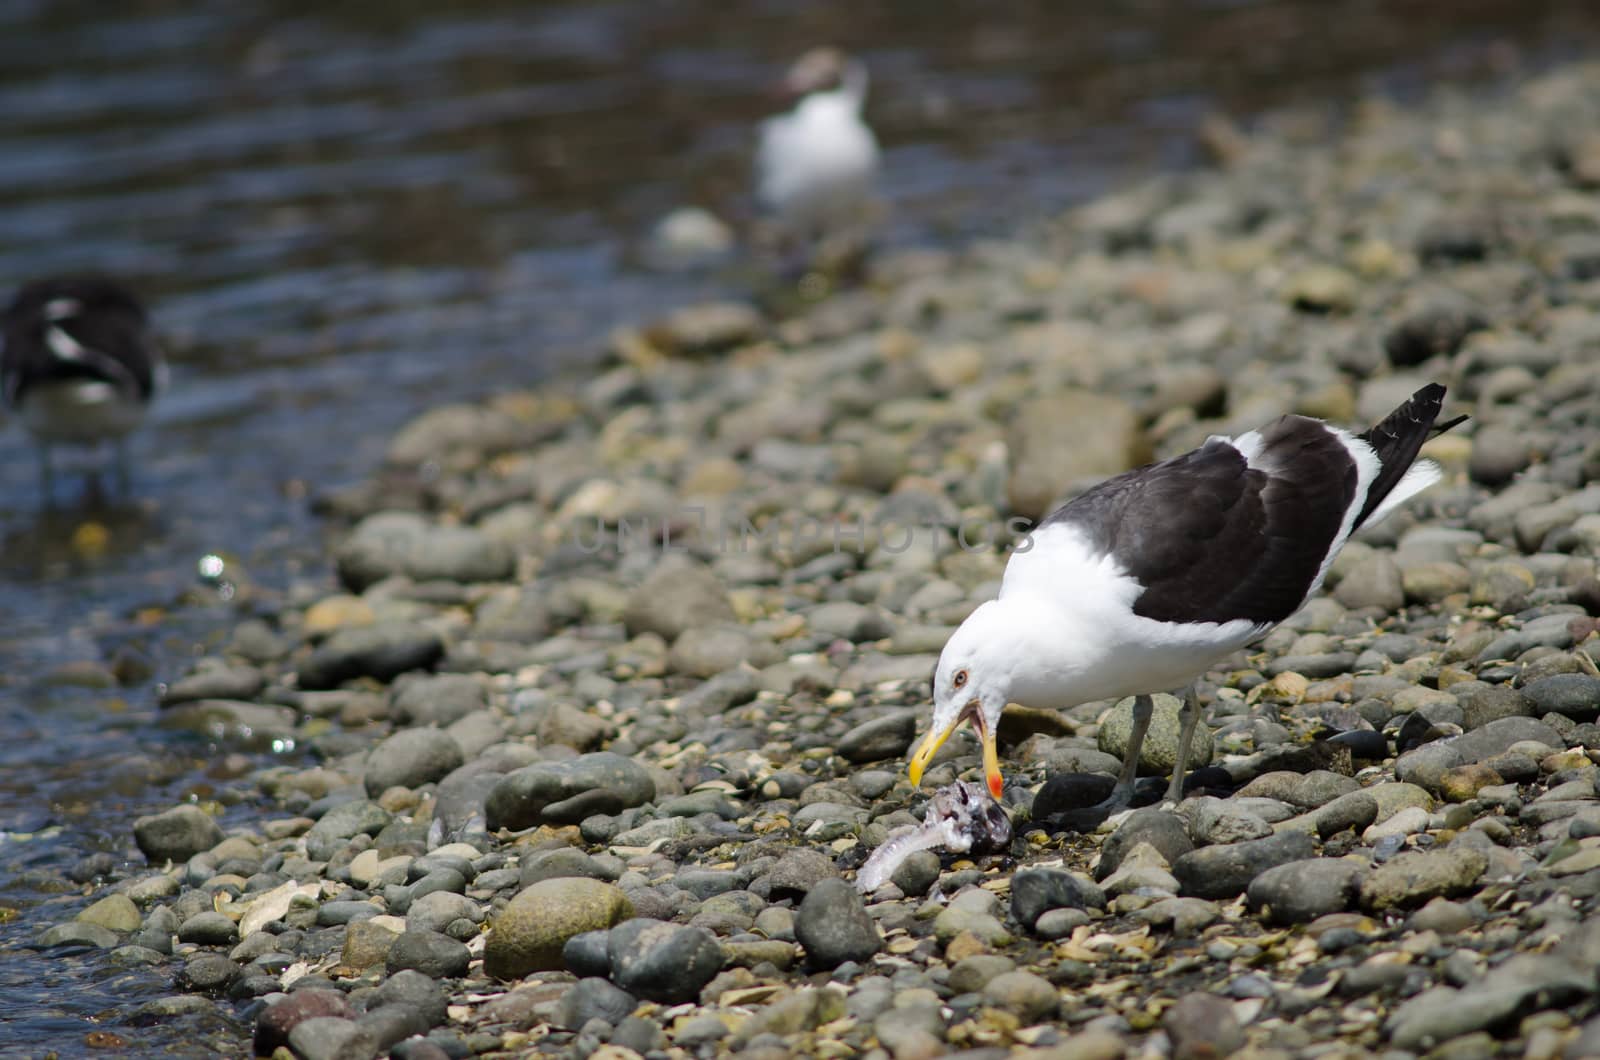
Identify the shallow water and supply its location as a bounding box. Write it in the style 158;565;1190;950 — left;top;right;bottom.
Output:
0;0;1595;1052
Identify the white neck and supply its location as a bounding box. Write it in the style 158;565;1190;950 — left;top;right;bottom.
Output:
838;59;869;109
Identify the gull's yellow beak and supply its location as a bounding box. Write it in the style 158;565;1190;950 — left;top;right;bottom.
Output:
907;704;1005;800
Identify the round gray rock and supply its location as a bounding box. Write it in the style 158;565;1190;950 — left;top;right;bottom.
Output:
795;877;882;969
364;727;465;797
133;804;223;864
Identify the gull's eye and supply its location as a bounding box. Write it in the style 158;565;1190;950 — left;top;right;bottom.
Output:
953;669;968;690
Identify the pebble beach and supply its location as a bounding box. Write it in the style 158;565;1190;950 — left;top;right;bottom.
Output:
26;57;1600;1060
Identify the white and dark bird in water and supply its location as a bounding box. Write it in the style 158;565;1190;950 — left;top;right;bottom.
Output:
907;383;1466;809
1;275;164;499
754;47;880;256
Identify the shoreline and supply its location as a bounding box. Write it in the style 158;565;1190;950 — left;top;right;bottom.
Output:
25;58;1600;1059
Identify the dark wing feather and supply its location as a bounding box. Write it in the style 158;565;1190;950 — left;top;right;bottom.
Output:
0;276;157;404
1042;416;1359;625
1352;383;1454;528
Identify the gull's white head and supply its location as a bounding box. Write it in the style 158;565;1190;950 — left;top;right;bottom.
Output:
907;600;1013;799
781;47;868;107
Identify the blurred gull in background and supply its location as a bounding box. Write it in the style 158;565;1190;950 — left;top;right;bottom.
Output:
755;47;881;268
0;275;165;502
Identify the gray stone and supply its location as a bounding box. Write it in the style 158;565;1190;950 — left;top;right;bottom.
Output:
1247;858;1366;924
837;710;919;764
406;892;481;936
1360;846;1489;911
622;558;736;640
179;952;240;993
889;850;940;898
555;977;638;1031
1097;694;1213;772
1386;954;1595;1049
1333;553;1405;612
133;804;223;864
1456;684;1533;730
1172;830;1316;899
519;847;612;888
1523;674;1600;719
287;1017;379;1060
982;970;1059;1022
795;878;882;968
608;919;725;1003
1163;992;1245;1060
160;664;265;706
485;752;655;830
755;848;841;901
1008;391;1144;520
177;911;239;946
385;929;470;979
336;512;514;591
364;728;465;796
35;921;121;950
298;622;444;690
1097;810;1194;880
484;878;633;979
808;602;893;642
391;674;488;728
668;626;779;678
306;799;393;861
376;970;448;1033
1010;868;1107;931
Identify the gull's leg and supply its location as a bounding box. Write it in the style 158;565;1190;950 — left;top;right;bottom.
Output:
1099;693;1153;809
1165;683;1203;804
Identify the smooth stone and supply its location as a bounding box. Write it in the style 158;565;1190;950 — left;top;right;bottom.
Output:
297;621;445;690
1163;992;1245;1060
837;710;919;764
1247;858;1367;924
1360;846;1489;911
133;805;224;864
1523;674;1600;720
484;753;655;830
384;929;470;979
77;893;142;934
622;558;737;640
982;970;1059;1022
287;1016;379;1060
390;674;489;728
795;878;882;969
484;878;633;979
363;728;465;797
342;919;400;971
178;911;239;946
1385;954;1595;1050
608;919;725;1003
1171;831;1316;899
335;512;513;591
554;977;639;1031
1096;810;1194;880
254;989;356;1055
1010;868;1107;931
1098;694;1213;772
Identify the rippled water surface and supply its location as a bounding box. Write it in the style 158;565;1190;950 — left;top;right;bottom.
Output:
0;0;1596;1053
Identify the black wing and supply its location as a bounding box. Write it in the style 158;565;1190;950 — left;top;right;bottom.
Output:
1042;415;1359;625
1;275;157;404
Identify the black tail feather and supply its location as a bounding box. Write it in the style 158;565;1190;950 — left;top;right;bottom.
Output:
1352;383;1463;528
